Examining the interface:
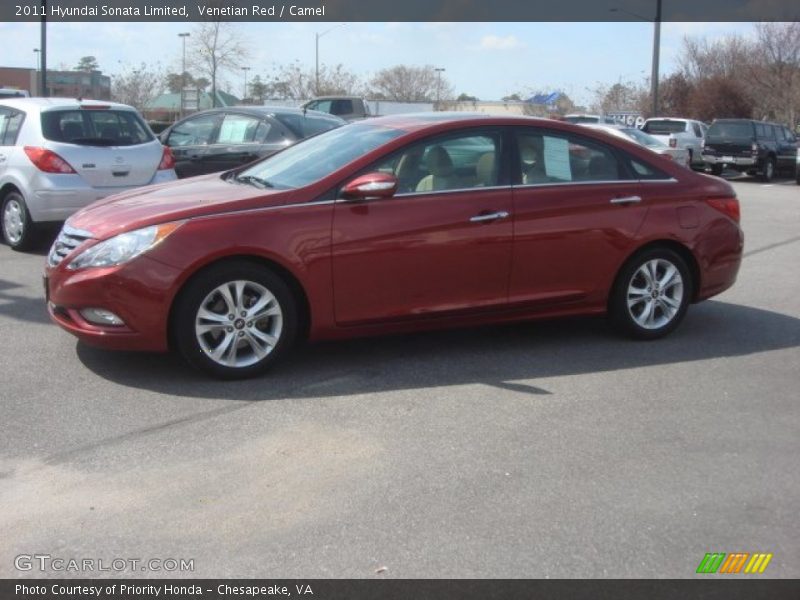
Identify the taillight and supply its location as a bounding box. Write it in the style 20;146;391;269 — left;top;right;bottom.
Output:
23;147;76;174
158;146;175;170
669;137;677;148
706;196;740;223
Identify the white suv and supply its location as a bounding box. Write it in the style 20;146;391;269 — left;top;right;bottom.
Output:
641;118;708;169
0;98;177;250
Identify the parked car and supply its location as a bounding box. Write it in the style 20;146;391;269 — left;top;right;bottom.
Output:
579;123;690;167
300;96;372;121
0;88;30;100
702;118;797;182
1;97;176;250
641;117;708;168
159;106;345;178
563;113;618;125
45;114;743;379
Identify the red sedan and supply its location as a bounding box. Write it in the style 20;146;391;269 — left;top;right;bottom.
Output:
45;114;744;379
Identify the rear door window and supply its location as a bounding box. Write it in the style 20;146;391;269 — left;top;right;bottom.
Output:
41;109;153;146
516;130;627;184
275;113;342;138
215;113;264;144
692;123;703;137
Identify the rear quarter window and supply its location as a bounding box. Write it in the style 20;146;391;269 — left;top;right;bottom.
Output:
41;109;154;146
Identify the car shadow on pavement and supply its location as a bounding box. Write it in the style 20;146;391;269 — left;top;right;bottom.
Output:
75;299;800;402
0;278;50;325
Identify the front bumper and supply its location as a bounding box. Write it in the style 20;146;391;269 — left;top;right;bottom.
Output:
45;255;182;352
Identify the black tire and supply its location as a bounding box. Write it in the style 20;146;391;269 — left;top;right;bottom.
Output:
760;156;775;182
2;190;39;251
609;247;693;340
173;261;299;379
710;164;723;176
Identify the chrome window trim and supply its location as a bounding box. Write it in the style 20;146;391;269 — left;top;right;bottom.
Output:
512;178;677;190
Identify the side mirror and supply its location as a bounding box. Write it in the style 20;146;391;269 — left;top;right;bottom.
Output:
341;172;398;201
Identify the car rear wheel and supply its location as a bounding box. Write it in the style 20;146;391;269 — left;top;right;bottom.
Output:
760;157;775;182
173;262;299;379
2;190;38;251
609;248;693;340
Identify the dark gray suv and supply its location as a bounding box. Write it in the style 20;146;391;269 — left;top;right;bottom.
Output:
702;119;798;182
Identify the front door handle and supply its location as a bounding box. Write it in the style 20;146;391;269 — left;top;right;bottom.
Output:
470;210;510;223
610;196;642;205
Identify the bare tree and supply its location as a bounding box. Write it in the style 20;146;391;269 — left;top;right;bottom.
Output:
262;61;363;100
111;63;165;113
188;21;250;106
368;65;454;103
750;22;800;127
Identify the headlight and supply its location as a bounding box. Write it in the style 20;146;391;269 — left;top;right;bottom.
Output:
67;222;182;270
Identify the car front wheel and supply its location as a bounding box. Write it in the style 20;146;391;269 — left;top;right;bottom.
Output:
609;248;693;340
2;190;38;250
174;262;299;379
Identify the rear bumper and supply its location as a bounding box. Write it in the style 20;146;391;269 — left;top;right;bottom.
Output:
28;170;177;222
703;154;757;169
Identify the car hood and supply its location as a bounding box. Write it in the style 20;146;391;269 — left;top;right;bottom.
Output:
67;173;291;240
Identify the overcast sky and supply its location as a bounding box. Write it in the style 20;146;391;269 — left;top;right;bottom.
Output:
0;21;754;104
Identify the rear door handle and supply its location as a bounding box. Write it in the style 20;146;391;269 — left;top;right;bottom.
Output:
470;210;510;223
610;196;642;205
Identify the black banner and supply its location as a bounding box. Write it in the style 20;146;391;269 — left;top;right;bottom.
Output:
3;0;800;22
3;579;800;600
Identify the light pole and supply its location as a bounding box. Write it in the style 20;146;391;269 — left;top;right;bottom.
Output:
610;0;662;117
33;48;40;91
435;67;446;110
40;0;47;97
178;32;190;118
315;23;345;97
241;67;251;102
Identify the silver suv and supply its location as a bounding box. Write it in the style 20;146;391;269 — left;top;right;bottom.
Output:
641;118;708;169
0;98;176;250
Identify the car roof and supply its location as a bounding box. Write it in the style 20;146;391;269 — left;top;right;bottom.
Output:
357;112;608;135
0;97;137;113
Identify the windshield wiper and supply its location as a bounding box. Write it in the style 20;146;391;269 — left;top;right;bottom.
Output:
234;174;273;189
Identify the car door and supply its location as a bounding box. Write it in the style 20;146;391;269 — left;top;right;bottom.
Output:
202;112;271;174
509;127;650;309
0;108;24;181
331;128;513;326
0;108;10;180
163;112;222;178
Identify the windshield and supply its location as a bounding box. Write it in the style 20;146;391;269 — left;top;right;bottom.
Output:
41;109;154;146
621;128;665;148
237;122;404;189
707;121;754;139
642;120;686;134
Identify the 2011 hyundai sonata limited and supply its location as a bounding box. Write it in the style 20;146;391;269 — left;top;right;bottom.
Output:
45;114;744;379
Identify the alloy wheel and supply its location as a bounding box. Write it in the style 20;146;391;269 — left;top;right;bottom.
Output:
2;197;25;244
626;258;685;330
194;279;284;368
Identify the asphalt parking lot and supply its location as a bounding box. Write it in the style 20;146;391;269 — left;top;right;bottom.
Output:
1;176;798;579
